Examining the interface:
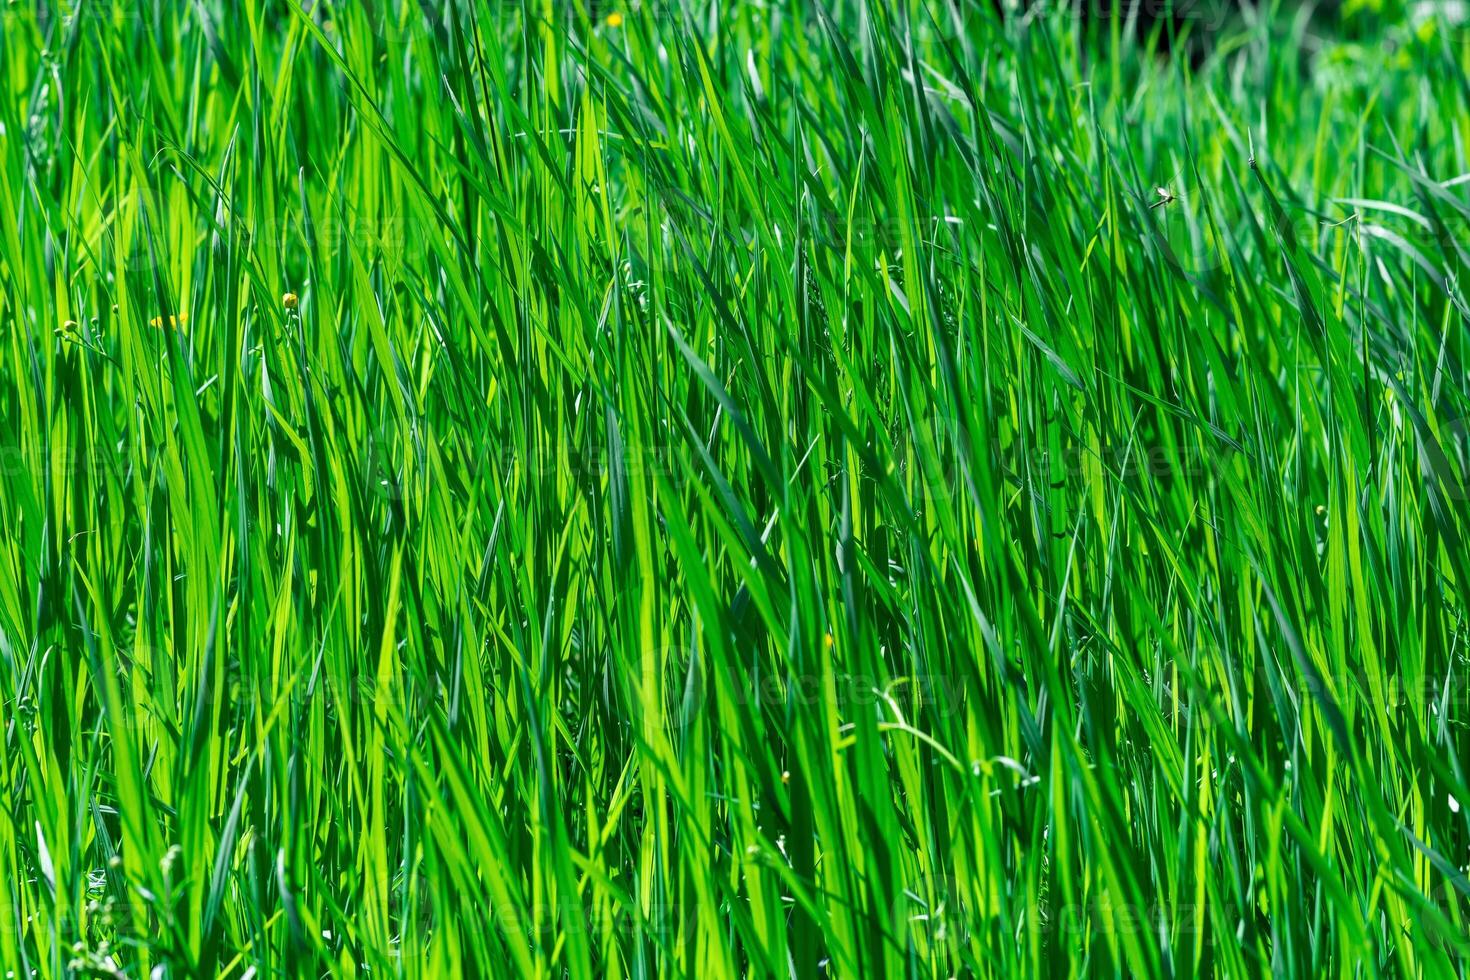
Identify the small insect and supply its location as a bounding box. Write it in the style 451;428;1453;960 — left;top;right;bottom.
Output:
1149;185;1178;210
1148;166;1185;210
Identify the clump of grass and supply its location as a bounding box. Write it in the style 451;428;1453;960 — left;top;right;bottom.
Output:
0;1;1467;977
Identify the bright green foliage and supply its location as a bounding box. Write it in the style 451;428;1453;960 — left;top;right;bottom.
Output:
0;1;1468;976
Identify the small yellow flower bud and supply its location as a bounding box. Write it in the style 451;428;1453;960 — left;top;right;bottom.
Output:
283;292;299;310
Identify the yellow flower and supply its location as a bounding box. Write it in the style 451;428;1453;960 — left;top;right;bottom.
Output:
823;633;834;651
605;10;623;27
149;313;188;329
283;292;299;310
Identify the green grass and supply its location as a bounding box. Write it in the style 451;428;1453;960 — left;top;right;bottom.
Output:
1;0;1469;976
